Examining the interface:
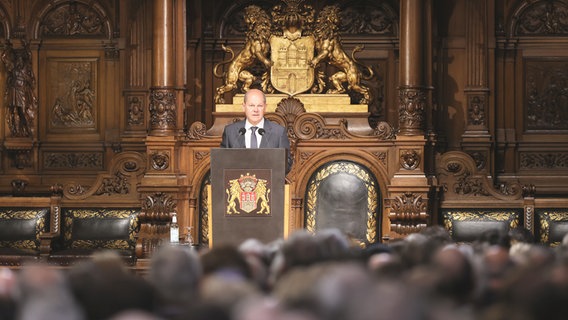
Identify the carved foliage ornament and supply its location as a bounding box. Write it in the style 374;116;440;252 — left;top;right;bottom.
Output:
467;95;486;126
149;89;176;131
398;87;425;134
94;172;129;195
62;152;145;199
141;192;177;222
127;96;144;126
537;210;568;245
520;152;568;169
185;122;208;140
389;192;428;221
294;113;347;140
43;152;103;169
339;2;395;35
372;121;396;140
437;152;523;200
40;2;107;37
515;0;568;36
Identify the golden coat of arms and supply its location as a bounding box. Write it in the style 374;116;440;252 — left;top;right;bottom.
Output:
226;173;270;215
269;33;314;96
213;0;374;104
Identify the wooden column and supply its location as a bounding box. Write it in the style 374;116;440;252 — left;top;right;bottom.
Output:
387;0;432;240
149;0;176;135
398;0;426;136
138;0;189;256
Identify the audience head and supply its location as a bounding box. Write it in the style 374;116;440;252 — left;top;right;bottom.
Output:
17;263;85;320
5;227;568;320
69;250;155;320
148;244;202;317
201;243;251;280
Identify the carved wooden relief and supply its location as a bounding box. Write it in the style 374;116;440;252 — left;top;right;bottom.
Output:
338;1;397;36
399;149;420;170
126;95;145;129
388;192;428;235
47;59;97;132
150;151;170;171
514;0;568;36
525;59;568;131
467;151;487;170
467;95;486;126
62;152;145;200
520;152;568;169
1;40;38;138
43;152;103;170
398;86;426;135
437;151;525;201
39;2;108;38
149;88;176;132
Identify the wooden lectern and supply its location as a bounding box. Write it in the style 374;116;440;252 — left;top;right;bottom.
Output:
209;148;289;247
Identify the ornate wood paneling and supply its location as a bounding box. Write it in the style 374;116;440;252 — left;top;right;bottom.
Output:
0;0;567;249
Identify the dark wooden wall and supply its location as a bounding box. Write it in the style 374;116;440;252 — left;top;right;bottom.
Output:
0;0;567;244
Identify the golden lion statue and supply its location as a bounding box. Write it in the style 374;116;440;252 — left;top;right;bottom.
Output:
213;5;273;103
311;5;373;104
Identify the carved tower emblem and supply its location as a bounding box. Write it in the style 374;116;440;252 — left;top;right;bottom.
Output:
270;34;315;95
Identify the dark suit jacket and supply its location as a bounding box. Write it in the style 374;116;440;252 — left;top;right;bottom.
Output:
220;119;293;173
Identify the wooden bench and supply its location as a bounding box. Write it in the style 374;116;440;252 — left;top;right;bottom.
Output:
0;194;61;266
47;207;140;266
442;209;523;243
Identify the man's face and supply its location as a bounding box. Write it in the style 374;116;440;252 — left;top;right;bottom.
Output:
243;90;266;125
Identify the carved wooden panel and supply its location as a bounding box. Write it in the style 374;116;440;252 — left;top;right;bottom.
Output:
45;55;99;136
514;0;568;36
39;1;109;38
525;59;568;131
124;94;146;132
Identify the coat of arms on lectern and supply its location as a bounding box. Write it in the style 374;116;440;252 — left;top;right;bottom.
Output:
226;173;270;215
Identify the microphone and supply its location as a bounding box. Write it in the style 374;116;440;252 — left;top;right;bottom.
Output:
238;128;246;135
258;128;265;136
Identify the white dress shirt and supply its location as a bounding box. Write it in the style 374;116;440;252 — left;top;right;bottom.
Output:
244;118;264;148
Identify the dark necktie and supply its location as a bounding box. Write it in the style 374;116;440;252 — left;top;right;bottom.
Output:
250;126;258;148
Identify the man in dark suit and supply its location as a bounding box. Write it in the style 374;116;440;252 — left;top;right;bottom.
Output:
220;88;292;173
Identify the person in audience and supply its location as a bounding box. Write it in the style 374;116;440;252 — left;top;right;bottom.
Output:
16;263;85;320
431;245;476;305
201;244;252;281
7;227;568;320
148;244;202;319
68;250;155;320
0;267;17;320
238;238;271;291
